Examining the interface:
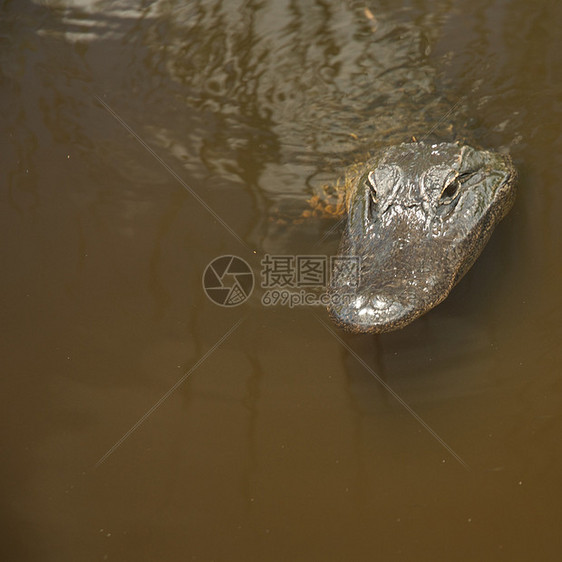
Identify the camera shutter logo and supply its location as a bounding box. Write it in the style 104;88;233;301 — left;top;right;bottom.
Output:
203;255;254;307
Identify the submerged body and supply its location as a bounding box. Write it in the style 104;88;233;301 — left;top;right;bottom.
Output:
328;141;517;333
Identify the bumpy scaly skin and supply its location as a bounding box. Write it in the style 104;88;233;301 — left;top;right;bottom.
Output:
328;141;517;334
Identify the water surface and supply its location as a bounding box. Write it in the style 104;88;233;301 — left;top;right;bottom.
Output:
2;0;562;560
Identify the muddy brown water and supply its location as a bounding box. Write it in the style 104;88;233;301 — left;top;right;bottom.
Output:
2;0;562;560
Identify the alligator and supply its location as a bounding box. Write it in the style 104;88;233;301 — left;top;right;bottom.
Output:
327;141;517;333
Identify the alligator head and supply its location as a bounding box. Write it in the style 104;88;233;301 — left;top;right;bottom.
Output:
328;141;517;333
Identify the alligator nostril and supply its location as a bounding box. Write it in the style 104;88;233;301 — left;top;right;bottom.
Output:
370;295;392;311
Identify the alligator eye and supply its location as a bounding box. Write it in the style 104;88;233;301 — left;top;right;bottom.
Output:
440;172;475;204
366;171;377;202
365;171;378;218
441;179;460;201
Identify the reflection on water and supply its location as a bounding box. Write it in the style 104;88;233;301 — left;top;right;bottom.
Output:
2;0;562;560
